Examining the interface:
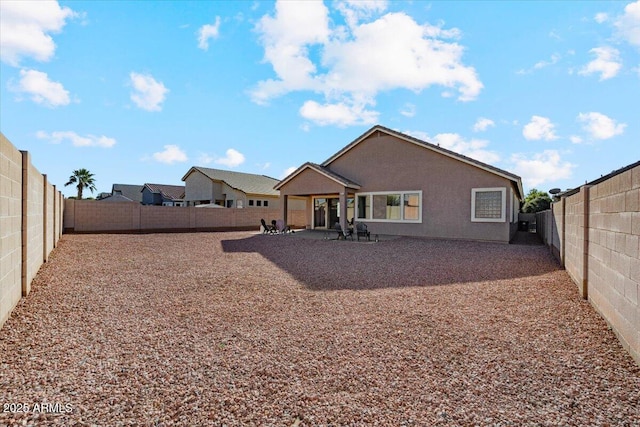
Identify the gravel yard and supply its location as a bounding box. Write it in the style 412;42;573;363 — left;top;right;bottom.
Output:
1;232;639;426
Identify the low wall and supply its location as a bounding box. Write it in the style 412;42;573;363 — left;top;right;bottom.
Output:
0;133;63;329
539;162;640;365
64;200;306;233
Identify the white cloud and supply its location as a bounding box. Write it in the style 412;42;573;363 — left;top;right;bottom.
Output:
429;133;500;164
577;112;626;140
595;12;609;24
472;117;495;132
510;150;575;188
522;116;558;141
36;130;116;148
280;166;298;179
197;17;221;50
129;72;169;111
579;46;622;80
569;135;583;144
614;0;640;47
11;69;70;107
252;1;482;126
215;148;245;168
400;103;416;118
0;0;77;66
153;145;188;164
299;100;378;127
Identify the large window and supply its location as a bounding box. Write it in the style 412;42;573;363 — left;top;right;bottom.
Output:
356;191;422;223
471;187;506;222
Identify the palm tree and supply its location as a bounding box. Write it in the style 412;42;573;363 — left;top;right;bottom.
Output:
65;168;97;200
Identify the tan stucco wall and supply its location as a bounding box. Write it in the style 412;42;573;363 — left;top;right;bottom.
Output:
1;134;64;329
286;133;516;242
184;170;215;204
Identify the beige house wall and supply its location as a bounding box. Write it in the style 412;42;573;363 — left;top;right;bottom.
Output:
284;133;518;242
64;200;306;232
0;134;63;329
539;164;640;365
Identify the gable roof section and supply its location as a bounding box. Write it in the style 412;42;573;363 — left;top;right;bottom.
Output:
322;125;524;200
274;162;361;191
144;183;185;200
98;194;135;203
183;167;280;196
112;184;144;203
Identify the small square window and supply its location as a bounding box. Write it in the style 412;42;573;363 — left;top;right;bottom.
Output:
249;200;254;206
257;200;262;207
471;188;506;222
263;200;269;207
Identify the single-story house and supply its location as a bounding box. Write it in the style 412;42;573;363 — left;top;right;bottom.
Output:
142;183;185;206
275;125;524;243
98;184;144;203
181;167;280;208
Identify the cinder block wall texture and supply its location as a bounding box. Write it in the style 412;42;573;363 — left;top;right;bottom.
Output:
64;199;307;233
542;165;640;365
0;134;63;329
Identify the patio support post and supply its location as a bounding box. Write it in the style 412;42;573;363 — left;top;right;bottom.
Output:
281;194;288;226
339;189;348;234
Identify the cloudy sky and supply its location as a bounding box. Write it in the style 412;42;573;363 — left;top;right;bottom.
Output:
1;0;638;197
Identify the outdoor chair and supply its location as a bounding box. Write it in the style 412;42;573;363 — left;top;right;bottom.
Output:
275;219;292;234
335;222;353;240
356;222;370;241
260;218;277;234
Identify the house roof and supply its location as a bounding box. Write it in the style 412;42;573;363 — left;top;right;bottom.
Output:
98;194;135;203
322;125;524;200
112;184;144;203
274;162;361;191
182;167;280;196
143;183;185;200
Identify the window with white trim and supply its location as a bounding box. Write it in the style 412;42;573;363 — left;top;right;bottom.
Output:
471;187;506;222
356;191;422;223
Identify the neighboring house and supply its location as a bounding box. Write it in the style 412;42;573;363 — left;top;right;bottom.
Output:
142;183;185;206
275;125;524;243
113;184;144;203
181;167;280;208
98;194;135;203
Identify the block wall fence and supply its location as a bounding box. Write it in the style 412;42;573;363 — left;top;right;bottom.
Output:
1;134;64;329
63;199;306;233
537;162;640;365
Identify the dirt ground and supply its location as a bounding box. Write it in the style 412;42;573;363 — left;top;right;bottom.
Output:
1;232;638;426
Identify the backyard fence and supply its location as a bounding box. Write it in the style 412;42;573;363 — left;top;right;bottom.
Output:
1;134;64;328
537;161;640;365
63;199;306;233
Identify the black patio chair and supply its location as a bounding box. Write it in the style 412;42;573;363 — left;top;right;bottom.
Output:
260;218;277;234
356;222;370;241
335;222;353;240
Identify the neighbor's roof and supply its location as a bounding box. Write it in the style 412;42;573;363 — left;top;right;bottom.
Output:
98;194;135;203
112;184;144;203
143;183;185;200
274;162;361;191
322;125;524;200
182;167;280;196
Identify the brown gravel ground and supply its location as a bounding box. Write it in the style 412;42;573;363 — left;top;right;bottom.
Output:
1;232;639;426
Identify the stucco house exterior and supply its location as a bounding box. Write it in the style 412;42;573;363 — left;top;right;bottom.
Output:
141;183;185;206
182;167;280;208
275;125;524;243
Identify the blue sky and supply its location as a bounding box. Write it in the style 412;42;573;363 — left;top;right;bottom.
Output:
1;0;638;198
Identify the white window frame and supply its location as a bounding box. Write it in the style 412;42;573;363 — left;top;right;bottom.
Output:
471;187;506;223
355;190;422;223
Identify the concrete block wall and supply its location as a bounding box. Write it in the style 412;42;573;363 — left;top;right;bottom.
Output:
0;134;63;329
541;163;640;365
586;167;639;365
1;135;23;328
64;199;307;233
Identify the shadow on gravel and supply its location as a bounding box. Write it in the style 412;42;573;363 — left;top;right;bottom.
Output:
221;235;561;291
